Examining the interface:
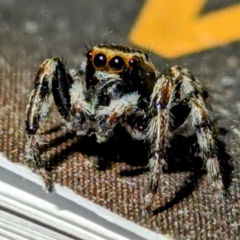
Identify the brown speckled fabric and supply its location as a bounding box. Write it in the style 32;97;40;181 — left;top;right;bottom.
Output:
0;1;239;239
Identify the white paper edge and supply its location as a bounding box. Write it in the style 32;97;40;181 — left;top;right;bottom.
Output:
0;152;172;240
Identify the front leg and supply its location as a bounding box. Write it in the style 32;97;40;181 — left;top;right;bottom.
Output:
25;58;73;190
96;92;140;143
68;80;92;135
145;74;173;213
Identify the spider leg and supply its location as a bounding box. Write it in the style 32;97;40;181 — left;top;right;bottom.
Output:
189;98;222;187
145;65;222;213
68;80;92;135
96;92;140;143
25;58;73;189
145;72;174;212
169;66;222;190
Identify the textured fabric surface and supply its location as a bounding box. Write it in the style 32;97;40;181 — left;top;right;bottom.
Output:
0;1;239;239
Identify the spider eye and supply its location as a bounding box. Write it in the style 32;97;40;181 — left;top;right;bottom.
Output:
109;56;125;71
128;58;138;68
94;53;107;68
86;51;93;59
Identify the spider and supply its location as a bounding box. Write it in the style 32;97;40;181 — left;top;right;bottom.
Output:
24;44;223;213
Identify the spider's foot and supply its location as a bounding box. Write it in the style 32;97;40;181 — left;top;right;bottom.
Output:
142;208;154;218
87;155;108;170
87;156;101;169
24;152;36;163
208;174;224;191
211;178;227;198
39;167;54;192
24;149;47;169
24;148;53;192
211;178;224;191
24;150;41;164
144;192;155;217
95;126;114;144
24;134;43;164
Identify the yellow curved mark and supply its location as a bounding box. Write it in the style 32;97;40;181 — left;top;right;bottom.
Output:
129;0;240;58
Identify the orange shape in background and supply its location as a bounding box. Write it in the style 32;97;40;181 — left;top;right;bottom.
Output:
129;0;240;58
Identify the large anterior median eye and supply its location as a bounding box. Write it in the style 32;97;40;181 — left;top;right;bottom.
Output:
109;56;125;71
94;53;107;68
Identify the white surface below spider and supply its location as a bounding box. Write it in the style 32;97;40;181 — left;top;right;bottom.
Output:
24;44;223;213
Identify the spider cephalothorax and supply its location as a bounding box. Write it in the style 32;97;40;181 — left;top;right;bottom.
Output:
25;44;223;213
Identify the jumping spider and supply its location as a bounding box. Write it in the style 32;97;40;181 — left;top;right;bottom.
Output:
25;44;223;212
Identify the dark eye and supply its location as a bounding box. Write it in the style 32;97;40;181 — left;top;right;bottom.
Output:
94;53;107;68
129;58;138;68
86;51;93;59
109;56;125;71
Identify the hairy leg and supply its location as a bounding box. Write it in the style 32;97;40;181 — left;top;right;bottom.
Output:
25;58;73;190
145;73;174;212
68;80;92;135
96;92;140;143
170;66;222;190
144;65;222;213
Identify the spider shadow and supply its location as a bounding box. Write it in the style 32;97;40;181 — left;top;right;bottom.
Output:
151;134;232;215
40;125;150;170
39;125;232;215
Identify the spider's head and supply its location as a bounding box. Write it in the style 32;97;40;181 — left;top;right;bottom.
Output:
85;44;157;96
86;44;155;74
